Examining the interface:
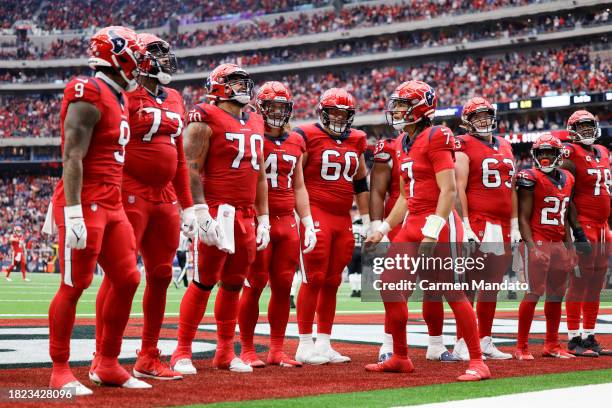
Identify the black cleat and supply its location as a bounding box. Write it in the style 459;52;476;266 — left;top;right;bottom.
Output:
350;290;360;298
583;335;612;356
567;336;598;357
290;295;296;309
507;290;517;300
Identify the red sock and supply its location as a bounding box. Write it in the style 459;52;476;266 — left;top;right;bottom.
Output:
383;301;408;358
21;262;26;279
238;286;263;353
268;284;291;353
476;301;496;338
95;278;111;354
297;282;319;334
49;284;82;363
422;300;444;336
215;287;240;353
5;264;13;277
316;285;338;335
582;301;600;331
517;299;538;349
448;301;481;360
100;274;139;358
141;271;172;353
544;301;561;345
176;283;210;358
565;301;582;332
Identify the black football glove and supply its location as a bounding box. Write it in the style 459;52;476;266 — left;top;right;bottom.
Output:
572;227;592;255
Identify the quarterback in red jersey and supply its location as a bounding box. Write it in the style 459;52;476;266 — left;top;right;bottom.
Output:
367;81;489;381
238;81;317;368
4;226;28;281
561;110;612;356
293;88;369;364
171;63;269;374
44;27;149;394
93;33;191;381
515;134;576;360
452;97;519;361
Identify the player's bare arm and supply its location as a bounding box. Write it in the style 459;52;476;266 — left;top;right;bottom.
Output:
432;169;456;228
293;155;311;218
369;160;391;222
62;101;100;205
254;155;269;216
365;178;407;245
183;122;211;204
517;186;535;249
454;151;470;219
353;153;370;217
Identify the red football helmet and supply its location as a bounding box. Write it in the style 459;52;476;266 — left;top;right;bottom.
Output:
531;133;564;173
256;81;293;128
317;88;356;134
206;63;254;105
88;26;145;92
567;110;600;145
461;96;496;137
385;80;436;130
138;33;177;85
14;226;23;236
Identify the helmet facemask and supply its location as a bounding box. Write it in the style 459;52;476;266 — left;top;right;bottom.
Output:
569;119;600;146
112;50;142;92
142;41;177;85
532;146;562;173
385;98;421;130
224;73;254;105
464;109;496;138
320;106;355;135
259;100;293;128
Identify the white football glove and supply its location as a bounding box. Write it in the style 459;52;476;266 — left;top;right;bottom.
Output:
301;215;317;254
463;218;480;244
360;214;370;241
181;206;197;238
195;204;223;247
510;217;522;246
64;205;87;250
256;214;271;251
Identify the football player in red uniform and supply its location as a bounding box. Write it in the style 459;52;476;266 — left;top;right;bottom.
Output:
93;33;192;381
170;63;269;374
45;26;150;394
451;97;519;360
562;110;612;356
238;81;317;368
515;134;576;360
366;81;489;381
4;226;28;281
293;88;369;364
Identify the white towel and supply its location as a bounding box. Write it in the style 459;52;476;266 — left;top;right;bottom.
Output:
479;221;505;256
41;203;57;235
216;204;235;254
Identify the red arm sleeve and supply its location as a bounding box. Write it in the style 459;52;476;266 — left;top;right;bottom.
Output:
172;134;193;209
427;126;456;173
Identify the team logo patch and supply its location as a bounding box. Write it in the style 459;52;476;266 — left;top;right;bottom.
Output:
90;203;98;212
424;89;436;106
128;195;135;204
108;30;127;54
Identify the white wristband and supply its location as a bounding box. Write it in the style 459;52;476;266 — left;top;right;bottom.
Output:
378;221;391;235
371;220;382;233
361;214;370;224
301;215;314;229
194;203;209;211
257;214;270;227
64;204;83;219
511;217;519;230
421;214;446;240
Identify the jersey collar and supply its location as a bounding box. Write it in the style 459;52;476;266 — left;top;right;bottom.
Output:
470;133;499;150
265;131;289;144
145;85;168;104
315;123;350;142
95;71;125;106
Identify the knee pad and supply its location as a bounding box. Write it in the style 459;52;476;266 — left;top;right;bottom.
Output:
220;280;243;291
147;264;173;286
246;274;268;291
306;273;325;288
269;276;292;296
59;283;85;301
324;274;342;288
193;280;214;292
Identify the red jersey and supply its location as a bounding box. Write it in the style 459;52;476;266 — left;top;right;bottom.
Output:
295;124;367;216
188;103;265;208
9;235;24;253
263;131;305;216
398;126;456;215
516;168;574;242
123;85;192;208
52;76;130;209
455;134;515;222
562;143;610;224
372;137;401;216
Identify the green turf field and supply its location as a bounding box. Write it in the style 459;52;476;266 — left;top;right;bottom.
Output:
187;369;612;408
2;273;611;318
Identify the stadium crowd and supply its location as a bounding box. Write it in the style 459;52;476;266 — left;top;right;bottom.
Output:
0;0;550;60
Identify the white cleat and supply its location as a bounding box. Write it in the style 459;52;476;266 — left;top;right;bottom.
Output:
228;357;253;373
5;277;12;281
172;358;197;375
295;344;329;365
23;278;31;281
426;344;460;362
481;336;512;360
61;380;93;396
314;344;351;363
121;377;152;389
451;338;470;361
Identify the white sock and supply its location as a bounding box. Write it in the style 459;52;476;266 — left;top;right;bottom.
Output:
382;332;393;348
568;330;580;340
582;329;595;338
348;273;359;291
428;335;443;347
299;334;313;346
316;333;331;348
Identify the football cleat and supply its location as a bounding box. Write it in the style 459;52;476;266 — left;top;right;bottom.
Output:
89;352;100;376
542;344;575;359
314;343;351;363
480;336;512;360
295;343;329;365
365;355;414;373
514;348;535;361
267;351;302;368
430;343;460;362
213;354;253;373
89;366;152;389
567;336;598;357
171;358;197;375
583;335;612;356
457;361;491;382
50;369;93;396
378;351;393;362
5;277;11;281
133;349;183;380
240;350;266;368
